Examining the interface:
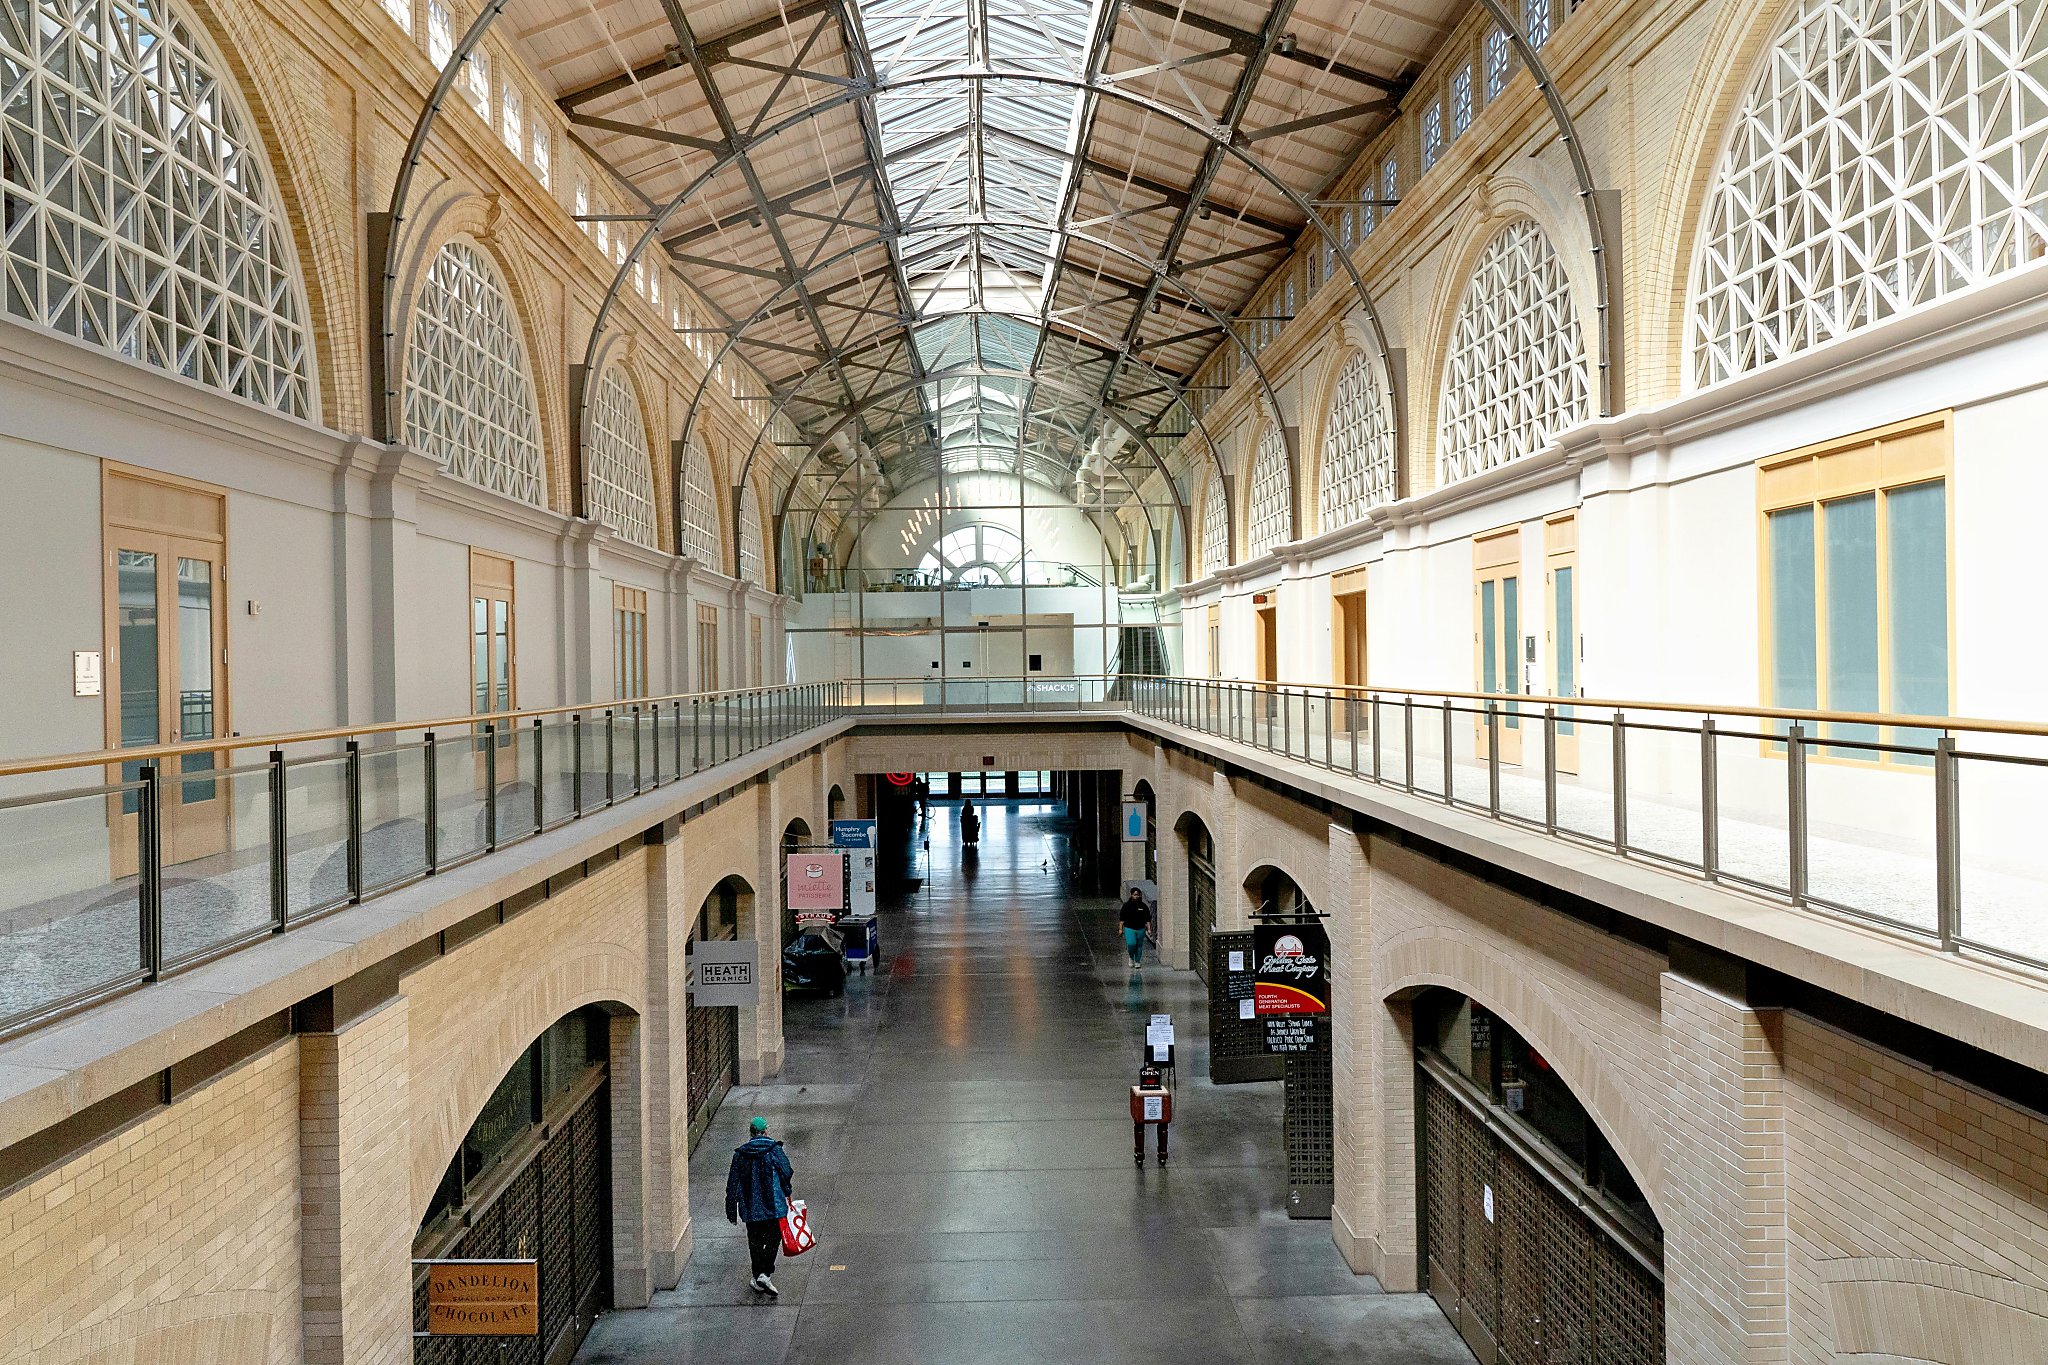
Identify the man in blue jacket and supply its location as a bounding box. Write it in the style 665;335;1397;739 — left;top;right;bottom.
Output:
725;1116;795;1294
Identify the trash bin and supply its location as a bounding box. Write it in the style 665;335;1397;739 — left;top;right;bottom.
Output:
841;915;880;973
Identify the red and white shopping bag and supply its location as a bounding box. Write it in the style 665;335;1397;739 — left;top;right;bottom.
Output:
779;1199;817;1256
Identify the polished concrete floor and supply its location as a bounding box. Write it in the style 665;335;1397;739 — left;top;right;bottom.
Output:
575;798;1475;1365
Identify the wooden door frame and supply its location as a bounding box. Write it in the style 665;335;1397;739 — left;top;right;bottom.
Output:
469;549;518;715
1544;514;1580;774
1473;528;1522;765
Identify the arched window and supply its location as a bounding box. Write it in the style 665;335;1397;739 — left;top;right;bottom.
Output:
586;366;657;548
1245;423;1293;557
1689;0;2048;388
678;442;722;568
737;486;764;585
1321;349;1397;529
405;241;545;505
2;0;314;415
1199;472;1229;577
1438;220;1590;486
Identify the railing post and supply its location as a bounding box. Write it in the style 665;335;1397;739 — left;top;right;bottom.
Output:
1440;700;1453;801
571;714;584;817
1700;718;1718;880
1282;688;1291;755
1542;706;1558;833
423;731;440;872
1402;698;1414;794
1486;703;1501;816
604;709;617;804
346;739;365;900
674;699;684;777
483;725;499;851
1323;691;1333;769
531;717;545;829
650;702;662;787
1787;723;1808;905
631;705;644;792
268;748;288;929
1935;735;1961;950
692;698;702;771
1611;712;1629;854
139;764;163;978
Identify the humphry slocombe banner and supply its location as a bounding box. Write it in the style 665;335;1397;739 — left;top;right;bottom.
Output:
1252;920;1331;1017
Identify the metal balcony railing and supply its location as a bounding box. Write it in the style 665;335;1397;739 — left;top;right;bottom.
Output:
0;682;846;1040
1127;677;2048;973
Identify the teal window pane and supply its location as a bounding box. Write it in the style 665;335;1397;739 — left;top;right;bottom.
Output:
1502;576;1520;726
1824;493;1880;756
1481;580;1498;696
1768;507;1817;742
1887;480;1948;763
1553;565;1575;736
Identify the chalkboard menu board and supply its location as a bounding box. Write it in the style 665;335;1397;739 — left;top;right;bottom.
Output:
1225;970;1255;1001
1265;1016;1324;1054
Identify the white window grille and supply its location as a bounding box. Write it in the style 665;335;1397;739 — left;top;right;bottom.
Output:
1420;102;1444;170
648;271;658;308
1525;0;1551;48
1689;0;2048;390
1321;350;1397;529
381;0;410;32
501;84;523;158
1485;28;1511;98
1245;423;1293;557
679;443;723;566
1381;156;1398;208
1341;208;1355;248
1437;219;1591;485
1;0;315;417
738;486;764;584
1361;199;1376;238
404;240;544;505
1451;67;1473;136
463;45;488;116
426;0;452;67
586;366;658;548
1283;277;1296;316
532;125;550;187
634;260;646;299
596;217;609;257
575;177;591;228
1199;472;1228;576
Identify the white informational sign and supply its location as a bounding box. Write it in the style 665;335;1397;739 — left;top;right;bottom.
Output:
687;941;759;1007
1239;998;1256;1020
848;845;878;916
1142;1094;1165;1122
1146;1017;1175;1050
1228;950;1246;973
72;650;101;698
1483;1184;1495;1223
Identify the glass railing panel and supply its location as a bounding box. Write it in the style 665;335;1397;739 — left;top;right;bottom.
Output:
1955;746;2048;963
433;733;490;866
1449;700;1492;810
285;751;353;919
1802;736;1936;935
1707;723;1793;899
358;740;429;895
1498;709;1549;826
1619;717;1705;871
161;762;274;962
0;780;145;1026
1551;711;1618;848
538;717;581;824
493;727;538;845
1408;699;1448;800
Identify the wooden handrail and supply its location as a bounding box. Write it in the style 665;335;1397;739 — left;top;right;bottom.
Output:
0;682;838;780
1142;676;2048;740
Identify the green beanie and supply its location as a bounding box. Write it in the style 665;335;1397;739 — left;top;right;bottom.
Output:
750;1116;769;1134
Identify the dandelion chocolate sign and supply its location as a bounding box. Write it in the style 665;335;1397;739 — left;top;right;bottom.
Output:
424;1260;539;1336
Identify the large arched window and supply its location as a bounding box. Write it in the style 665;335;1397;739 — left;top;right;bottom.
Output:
1245;423;1293;557
586;366;657;548
1199;473;1229;578
737;486;764;585
405;241;545;506
1689;0;2048;388
2;0;314;415
678;443;722;567
917;523;1023;585
1321;349;1397;529
1438;220;1591;486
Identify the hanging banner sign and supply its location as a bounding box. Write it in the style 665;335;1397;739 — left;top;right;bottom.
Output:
786;853;846;914
1253;920;1331;1017
688;941;758;1007
830;819;878;849
421;1260;539;1337
1121;799;1148;842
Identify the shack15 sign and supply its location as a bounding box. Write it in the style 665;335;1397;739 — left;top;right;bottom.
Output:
1252;921;1330;1017
422;1260;538;1336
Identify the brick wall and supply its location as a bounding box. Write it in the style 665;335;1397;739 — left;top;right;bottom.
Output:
1;1041;304;1365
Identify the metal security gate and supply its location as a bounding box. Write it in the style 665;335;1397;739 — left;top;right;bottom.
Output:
1282;1050;1334;1218
1207;930;1282;1084
686;998;738;1150
1188;829;1215;986
1419;1066;1663;1365
414;1080;610;1365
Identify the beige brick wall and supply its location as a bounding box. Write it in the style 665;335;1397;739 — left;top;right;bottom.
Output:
1;1041;304;1365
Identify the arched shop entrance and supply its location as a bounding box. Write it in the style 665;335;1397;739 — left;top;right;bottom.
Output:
1131;780;1157;884
1177;813;1215;987
687;876;750;1149
413;1007;617;1364
1245;864;1332;1218
1414;988;1665;1363
780;817;813;948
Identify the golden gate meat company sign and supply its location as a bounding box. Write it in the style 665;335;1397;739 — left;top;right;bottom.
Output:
424;1260;539;1336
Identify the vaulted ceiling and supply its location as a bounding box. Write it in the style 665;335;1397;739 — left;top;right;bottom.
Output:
507;0;1463;532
